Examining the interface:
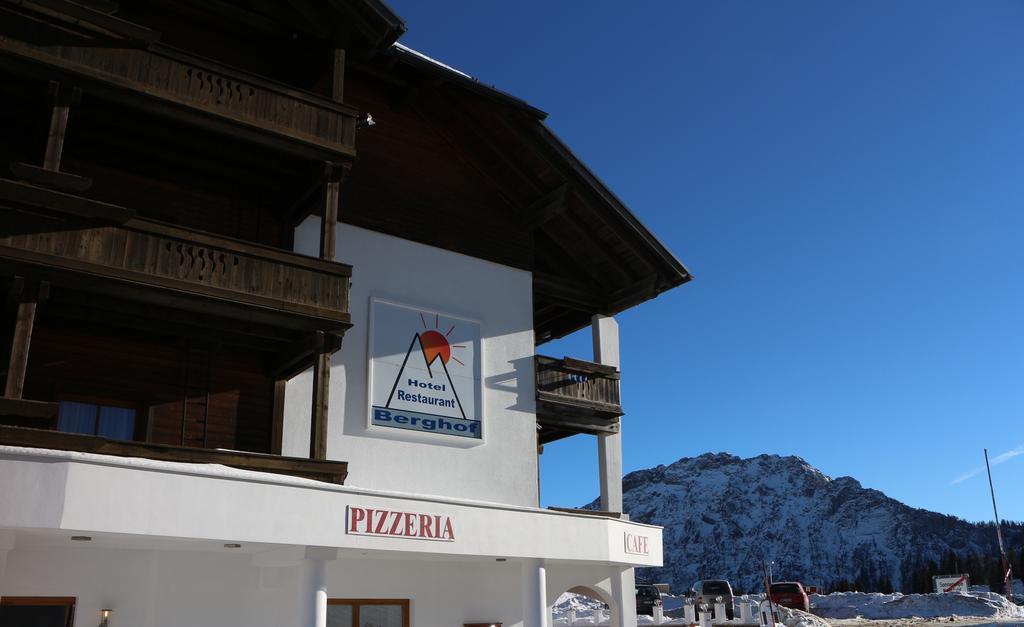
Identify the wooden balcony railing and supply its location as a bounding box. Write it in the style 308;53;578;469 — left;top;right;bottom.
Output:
536;355;622;411
0;179;351;330
0;409;347;485
535;355;623;444
0;35;358;160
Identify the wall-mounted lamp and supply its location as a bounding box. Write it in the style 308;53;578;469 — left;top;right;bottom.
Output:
100;609;112;627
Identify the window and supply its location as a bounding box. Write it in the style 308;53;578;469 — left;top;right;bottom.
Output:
0;597;76;627
327;599;409;627
771;583;801;594
57;400;136;440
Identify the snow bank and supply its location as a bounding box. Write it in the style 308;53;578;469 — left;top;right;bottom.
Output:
810;591;1024;620
778;607;831;627
552;592;608;625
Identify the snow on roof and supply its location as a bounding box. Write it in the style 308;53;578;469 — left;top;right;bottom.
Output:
392;42;474;81
390;41;547;118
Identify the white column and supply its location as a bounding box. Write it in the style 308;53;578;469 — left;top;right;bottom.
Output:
522;559;549;627
592;314;623;513
303;547;337;627
311;559;327;627
609;567;638;627
592;315;620;368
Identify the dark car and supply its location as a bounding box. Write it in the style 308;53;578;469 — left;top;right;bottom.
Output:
769;581;810;612
635;583;662;616
690;579;735;620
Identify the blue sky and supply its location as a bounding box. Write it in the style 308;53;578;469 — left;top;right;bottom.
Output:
387;1;1024;523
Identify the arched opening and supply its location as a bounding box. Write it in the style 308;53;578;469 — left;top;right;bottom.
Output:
552;585;613;626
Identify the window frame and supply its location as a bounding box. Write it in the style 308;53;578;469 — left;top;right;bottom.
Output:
0;596;76;627
327;598;410;627
56;394;146;441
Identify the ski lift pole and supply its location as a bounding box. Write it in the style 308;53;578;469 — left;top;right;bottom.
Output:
984;448;1014;598
762;561;780;626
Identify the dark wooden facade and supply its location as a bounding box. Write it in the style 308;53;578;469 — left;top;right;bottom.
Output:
0;0;689;475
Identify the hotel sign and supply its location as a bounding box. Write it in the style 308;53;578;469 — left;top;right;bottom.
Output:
347;506;456;542
368;299;482;439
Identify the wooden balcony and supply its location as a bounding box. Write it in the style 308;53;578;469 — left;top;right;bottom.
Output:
0;35;358;160
0;179;351;333
0;399;347;484
535;355;623;444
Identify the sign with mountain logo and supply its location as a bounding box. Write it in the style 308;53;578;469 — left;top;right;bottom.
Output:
369;299;482;439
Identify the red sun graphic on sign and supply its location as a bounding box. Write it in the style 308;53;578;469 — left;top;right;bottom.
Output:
419;313;465;367
420;330;451;365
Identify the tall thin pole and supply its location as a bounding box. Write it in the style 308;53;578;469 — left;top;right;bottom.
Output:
983;449;1014;597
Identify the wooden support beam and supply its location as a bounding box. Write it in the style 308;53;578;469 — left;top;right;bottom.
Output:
332;49;346;103
271;331;343;380
606;276;659;312
319;187;337;260
0;178;134;223
10;162;92;193
42;82;79;172
525;183;570;230
320;164;345;261
533;272;603;311
4;280;47;399
499;111;682;281
536;416;619;435
309;331;331;460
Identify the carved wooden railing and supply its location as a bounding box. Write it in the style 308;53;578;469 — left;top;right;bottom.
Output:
0;180;351;327
535;355;622;414
0;35;358;159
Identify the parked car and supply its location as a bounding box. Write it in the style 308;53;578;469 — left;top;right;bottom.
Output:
690;579;735;619
769;581;810;612
635;583;662;616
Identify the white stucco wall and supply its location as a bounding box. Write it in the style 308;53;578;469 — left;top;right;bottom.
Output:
287;221;539;507
0;448;663;567
0;546;526;627
0;545;628;627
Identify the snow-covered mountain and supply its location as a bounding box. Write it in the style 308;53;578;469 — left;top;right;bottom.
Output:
590;453;1022;593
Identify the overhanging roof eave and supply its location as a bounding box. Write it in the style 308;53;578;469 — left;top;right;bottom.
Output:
530;118;693;290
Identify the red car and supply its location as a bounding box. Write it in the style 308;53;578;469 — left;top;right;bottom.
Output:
769;582;810;612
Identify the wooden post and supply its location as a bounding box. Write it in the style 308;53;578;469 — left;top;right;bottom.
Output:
5;301;37;400
42;82;81;172
332;49;346;103
4;280;47;400
320;164;340;261
309;332;329;460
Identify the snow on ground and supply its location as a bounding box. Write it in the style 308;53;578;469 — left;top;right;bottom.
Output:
779;606;833;627
550;591;1024;626
811;592;1024;620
